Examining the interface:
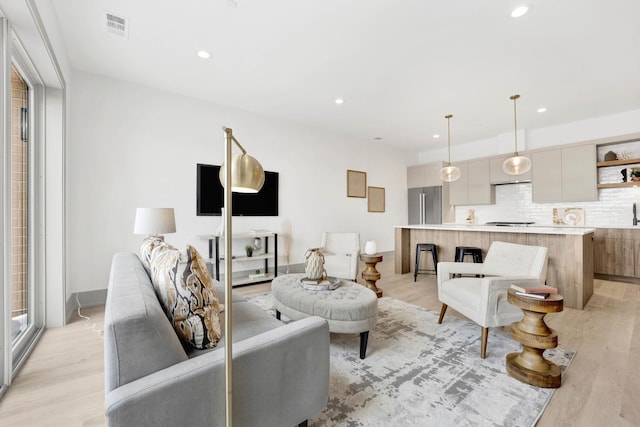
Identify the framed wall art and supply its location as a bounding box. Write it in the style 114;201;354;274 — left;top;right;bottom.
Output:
347;169;367;198
368;186;385;212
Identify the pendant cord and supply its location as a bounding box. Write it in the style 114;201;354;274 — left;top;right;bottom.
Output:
511;94;520;156
445;114;453;166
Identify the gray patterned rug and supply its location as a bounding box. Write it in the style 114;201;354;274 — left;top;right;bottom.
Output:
247;294;574;427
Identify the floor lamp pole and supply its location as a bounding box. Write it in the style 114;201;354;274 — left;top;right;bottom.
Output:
223;127;234;427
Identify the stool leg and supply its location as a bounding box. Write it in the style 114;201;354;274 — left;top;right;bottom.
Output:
414;249;420;282
431;248;438;276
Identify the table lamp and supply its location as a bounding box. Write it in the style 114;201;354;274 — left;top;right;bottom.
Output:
133;207;176;240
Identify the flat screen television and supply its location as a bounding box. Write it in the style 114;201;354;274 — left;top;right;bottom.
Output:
197;163;279;216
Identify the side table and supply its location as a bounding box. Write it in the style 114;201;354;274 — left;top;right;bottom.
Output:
506;289;564;388
360;254;383;298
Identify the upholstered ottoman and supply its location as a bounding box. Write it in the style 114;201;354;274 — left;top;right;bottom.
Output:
271;273;378;359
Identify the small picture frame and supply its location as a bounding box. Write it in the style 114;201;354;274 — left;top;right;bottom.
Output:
347;170;367;198
368;186;385;212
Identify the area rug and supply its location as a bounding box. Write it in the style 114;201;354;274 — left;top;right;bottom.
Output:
247;294;574;427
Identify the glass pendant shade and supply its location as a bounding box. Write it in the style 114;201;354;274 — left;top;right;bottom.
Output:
503;93;531;175
502;155;532;175
219;153;265;193
440;164;461;182
440;114;460;182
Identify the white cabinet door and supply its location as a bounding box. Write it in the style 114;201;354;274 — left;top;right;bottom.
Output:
562;145;597;202
468;160;495;204
424;163;444;187
407;165;425;189
532;150;563;202
448;163;469;205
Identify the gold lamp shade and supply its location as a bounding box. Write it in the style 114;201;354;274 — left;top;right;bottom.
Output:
219;153;265;193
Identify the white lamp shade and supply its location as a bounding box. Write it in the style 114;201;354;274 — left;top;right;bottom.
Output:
440;165;461;182
219;153;265;193
502;155;532;175
134;208;176;235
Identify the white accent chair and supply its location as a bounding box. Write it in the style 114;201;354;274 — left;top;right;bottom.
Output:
436;241;549;358
320;232;360;281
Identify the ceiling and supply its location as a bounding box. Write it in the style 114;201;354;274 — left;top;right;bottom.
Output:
46;0;640;151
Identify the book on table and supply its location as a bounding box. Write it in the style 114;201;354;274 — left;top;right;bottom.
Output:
510;283;558;294
514;291;550;300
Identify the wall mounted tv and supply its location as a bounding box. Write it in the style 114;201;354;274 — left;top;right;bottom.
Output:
196;163;279;216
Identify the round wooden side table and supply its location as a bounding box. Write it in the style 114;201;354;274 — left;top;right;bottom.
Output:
359;254;383;298
506;289;564;388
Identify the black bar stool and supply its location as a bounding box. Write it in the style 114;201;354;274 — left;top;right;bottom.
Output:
454;246;483;278
414;243;438;281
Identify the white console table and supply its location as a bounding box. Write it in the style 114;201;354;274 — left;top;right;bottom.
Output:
202;231;278;286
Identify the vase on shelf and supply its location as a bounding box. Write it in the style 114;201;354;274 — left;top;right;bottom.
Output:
364;240;377;255
216;208;225;236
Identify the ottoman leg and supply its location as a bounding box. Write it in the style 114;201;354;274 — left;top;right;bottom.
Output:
276;310;281;321
360;331;369;359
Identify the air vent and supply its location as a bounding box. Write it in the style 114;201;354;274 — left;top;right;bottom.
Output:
105;12;129;38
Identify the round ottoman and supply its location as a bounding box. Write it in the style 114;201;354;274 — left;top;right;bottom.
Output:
271;273;378;359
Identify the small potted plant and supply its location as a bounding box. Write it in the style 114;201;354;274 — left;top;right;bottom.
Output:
245;245;253;257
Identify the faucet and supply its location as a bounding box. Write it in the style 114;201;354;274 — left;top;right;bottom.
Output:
634;203;638;226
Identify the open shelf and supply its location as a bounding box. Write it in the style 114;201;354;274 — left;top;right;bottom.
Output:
597;182;640;189
597;158;640;168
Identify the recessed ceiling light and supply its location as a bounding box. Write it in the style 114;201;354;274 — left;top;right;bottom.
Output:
335;98;344;104
373;136;383;141
511;6;529;18
537;107;547;113
433;134;440;139
197;50;211;59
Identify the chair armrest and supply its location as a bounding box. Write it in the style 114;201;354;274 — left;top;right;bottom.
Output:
105;316;330;427
479;277;545;326
437;261;485;284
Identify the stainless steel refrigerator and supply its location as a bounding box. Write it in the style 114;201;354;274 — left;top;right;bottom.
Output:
408;186;442;224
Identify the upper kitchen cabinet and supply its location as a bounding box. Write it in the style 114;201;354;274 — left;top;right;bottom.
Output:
532;144;597;202
449;160;495;205
407;162;445;188
489;156;532;184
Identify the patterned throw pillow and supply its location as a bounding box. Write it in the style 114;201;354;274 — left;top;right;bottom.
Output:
149;244;222;349
139;236;167;271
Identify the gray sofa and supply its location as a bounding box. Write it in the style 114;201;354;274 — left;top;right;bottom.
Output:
104;252;330;427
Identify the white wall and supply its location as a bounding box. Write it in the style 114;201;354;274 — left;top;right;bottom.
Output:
68;71;411;294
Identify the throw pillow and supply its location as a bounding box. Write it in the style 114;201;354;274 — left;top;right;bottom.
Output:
140;236;167;270
149;244;222;349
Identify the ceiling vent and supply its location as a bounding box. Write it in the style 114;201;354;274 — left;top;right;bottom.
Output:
105;12;129;38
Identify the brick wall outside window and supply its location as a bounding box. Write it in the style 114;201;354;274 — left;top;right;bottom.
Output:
11;65;28;321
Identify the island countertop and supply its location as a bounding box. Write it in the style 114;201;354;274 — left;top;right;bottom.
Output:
395;224;595;236
395;224;594;310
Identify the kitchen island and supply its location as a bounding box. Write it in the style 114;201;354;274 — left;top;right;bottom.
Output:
395;224;595;310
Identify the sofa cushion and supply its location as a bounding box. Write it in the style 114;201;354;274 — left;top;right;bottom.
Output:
150;244;222;349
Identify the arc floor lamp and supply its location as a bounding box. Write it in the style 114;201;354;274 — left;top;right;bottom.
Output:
219;126;265;427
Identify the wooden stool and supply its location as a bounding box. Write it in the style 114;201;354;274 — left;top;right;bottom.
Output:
506;290;564;388
360;253;383;298
454;246;483;278
414;243;438;281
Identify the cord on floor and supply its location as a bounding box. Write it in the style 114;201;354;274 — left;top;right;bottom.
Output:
76;293;104;339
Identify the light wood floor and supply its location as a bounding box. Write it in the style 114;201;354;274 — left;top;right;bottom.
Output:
1;255;638;426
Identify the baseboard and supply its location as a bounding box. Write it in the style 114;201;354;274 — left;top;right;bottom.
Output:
66;289;108;324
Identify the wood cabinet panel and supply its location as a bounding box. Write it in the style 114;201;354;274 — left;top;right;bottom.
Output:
532;150;562;202
448;163;469;205
594;228;638;277
408;163;446;188
562;145;597;202
448;160;494;205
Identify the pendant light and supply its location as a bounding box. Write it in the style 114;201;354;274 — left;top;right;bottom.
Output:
439;114;461;182
502;94;531;175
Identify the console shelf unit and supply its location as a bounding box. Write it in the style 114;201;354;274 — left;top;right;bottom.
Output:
204;231;278;286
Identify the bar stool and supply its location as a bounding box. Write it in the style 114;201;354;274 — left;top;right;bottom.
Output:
414;243;438;281
454;246;483;278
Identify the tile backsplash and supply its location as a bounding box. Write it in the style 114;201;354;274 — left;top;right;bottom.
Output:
454;177;640;227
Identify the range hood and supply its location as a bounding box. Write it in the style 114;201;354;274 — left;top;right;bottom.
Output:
485;221;535;227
